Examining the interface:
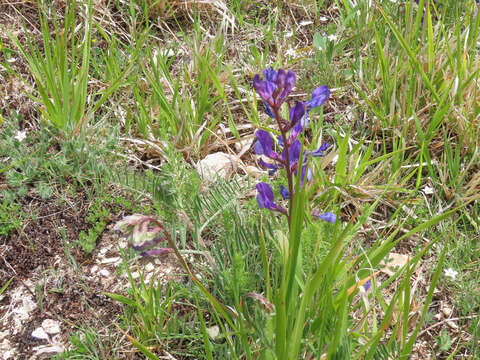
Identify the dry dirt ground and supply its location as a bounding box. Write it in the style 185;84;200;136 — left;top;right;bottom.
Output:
0;191;185;359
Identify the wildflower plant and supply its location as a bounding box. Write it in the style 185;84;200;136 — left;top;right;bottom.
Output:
252;68;333;224
113;68;454;360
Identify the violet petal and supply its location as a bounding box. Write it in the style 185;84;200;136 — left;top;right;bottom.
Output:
316;212;336;223
289;102;306;127
256;182;277;210
280;185;290;199
307;85;330;109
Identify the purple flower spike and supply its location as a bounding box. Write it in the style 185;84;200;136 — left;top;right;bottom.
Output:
307;86;330;110
264;68;278;82
287;139;302;167
253;74;276;104
256;182;287;215
278;70;296;103
289;102;306;127
255;130;280;160
280;185;290;199
253;68;296;108
256;182;277;210
276;69;286;89
311;142;331;157
316;212;336;223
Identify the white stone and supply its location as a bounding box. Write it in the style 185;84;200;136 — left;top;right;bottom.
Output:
41;319;60;335
131;271;140;280
99;248;108;256
90;265;99;274
31;327;49;340
101;257;121;264
0;339;15;360
446;320;459;330
442;307;453;318
145;263;155;272
99;269;110;278
299;20;313;26
32;344;64;356
2;349;15;360
10;285;37;335
196;152;238;181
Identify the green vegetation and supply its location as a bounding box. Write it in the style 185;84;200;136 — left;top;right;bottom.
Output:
0;0;479;358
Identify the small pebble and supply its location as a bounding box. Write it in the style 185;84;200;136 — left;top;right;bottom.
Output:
442;307;453;318
145;263;155;272
41;319;60;335
90;265;99;274
446;320;459;330
99;269;110;278
101;257;121;264
32;344;64;356
31;327;49;340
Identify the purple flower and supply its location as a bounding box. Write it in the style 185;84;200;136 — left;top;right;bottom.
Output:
254;130;281;161
256;182;277;210
253;68;296;108
259;158;281;175
289;101;306;128
288;121;303;144
256;182;287;215
253;74;276;104
283;139;302;168
310;142;331;157
307;86;330;110
131;236;164;251
315;212;336;223
280;185;290;199
254;140;264;155
264;68;278;82
263;101;275;118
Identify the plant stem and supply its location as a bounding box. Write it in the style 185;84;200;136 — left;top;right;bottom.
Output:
273;107;293;227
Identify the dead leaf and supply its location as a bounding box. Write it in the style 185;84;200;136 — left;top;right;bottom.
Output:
379;253;410;276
